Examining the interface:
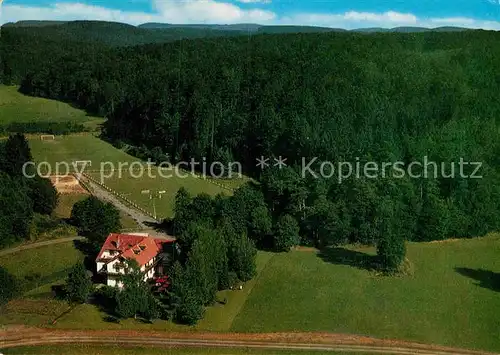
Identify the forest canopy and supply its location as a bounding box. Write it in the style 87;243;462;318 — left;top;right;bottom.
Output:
2;26;500;249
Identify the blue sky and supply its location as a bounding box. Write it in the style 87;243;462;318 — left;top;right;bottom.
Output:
1;0;500;29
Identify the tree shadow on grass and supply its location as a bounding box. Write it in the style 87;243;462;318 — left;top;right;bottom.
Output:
73;239;101;282
455;268;500;292
317;247;379;272
144;219;174;235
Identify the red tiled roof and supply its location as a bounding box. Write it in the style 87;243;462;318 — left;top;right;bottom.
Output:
96;233;172;267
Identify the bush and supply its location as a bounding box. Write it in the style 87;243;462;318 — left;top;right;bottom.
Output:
0;266;18;305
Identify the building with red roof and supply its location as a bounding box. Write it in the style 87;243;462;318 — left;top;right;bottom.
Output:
96;233;173;288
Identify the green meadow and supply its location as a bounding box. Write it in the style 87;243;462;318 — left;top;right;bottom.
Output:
231;235;500;352
0;85;103;129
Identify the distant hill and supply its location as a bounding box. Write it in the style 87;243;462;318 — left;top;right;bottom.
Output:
352;27;390;33
1;20;248;47
1;20;477;49
139;23;262;32
353;26;470;33
432;26;471;32
390;27;430;33
257;25;346;34
2;20;68;27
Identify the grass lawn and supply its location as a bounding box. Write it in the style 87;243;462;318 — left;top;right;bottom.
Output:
0;243;82;326
231;234;500;352
53;194;89;219
28;134;137;171
0;241;83;281
90;169;233;219
3;345;367;355
0;242;83;326
0;85;103;129
0;242;83;318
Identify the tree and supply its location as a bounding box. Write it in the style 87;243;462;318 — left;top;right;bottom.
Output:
249;205;272;245
0;173;34;247
1;133;33;177
28;176;58;215
0;266;18;305
273;214;300;252
260;167;307;218
71;196;121;249
173;187;192;236
376;199;406;273
66;262;92;304
416;181;450;242
304;196;350;247
227;233;257;282
115;260;159;321
228;183;271;240
169;263;205;325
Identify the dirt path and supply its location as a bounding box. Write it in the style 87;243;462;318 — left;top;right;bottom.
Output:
0;237;85;257
77;174;174;240
1;327;498;355
77;174;157;229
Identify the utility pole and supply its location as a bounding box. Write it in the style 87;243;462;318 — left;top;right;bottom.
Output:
141;189;166;221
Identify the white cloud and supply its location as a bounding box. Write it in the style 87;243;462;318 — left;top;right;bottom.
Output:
343;11;417;24
152;0;275;23
0;1;275;25
0;2;499;30
279;11;419;29
280;11;500;30
235;0;271;4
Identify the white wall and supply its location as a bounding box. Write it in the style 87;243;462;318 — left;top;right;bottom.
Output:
98;256;157;289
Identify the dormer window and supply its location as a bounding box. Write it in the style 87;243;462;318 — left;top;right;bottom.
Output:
139;245;146;251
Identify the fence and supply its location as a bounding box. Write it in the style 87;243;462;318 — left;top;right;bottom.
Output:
80;165;238;193
78;172;160;222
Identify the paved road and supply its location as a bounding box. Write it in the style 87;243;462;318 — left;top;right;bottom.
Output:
0;237;85;257
1;328;498;355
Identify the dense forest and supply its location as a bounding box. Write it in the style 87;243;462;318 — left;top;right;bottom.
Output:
2;24;500;258
0;134;58;249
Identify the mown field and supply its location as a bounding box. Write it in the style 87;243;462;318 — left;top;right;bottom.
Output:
0;85;103;129
231;235;500;352
2;345;367;355
88;170;235;218
26;133;244;219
